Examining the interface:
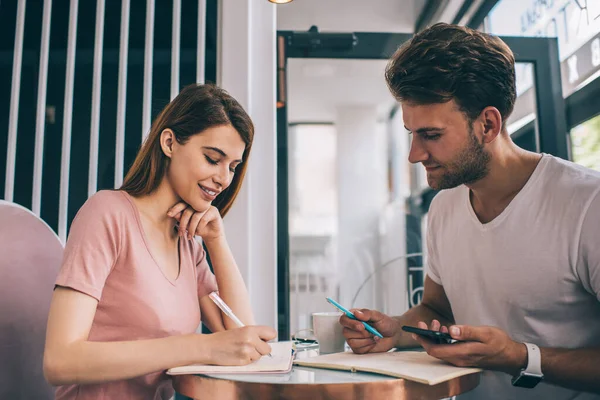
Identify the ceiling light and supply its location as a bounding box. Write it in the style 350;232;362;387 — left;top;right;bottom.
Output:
268;0;293;3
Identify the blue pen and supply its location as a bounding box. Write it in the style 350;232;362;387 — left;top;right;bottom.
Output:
326;297;384;339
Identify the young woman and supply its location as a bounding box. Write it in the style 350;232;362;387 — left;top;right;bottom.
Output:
43;84;276;399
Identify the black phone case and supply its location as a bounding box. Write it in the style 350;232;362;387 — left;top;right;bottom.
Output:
401;326;456;344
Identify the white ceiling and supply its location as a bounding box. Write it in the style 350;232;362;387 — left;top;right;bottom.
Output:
287;58;396;123
277;0;426;33
277;0;428;123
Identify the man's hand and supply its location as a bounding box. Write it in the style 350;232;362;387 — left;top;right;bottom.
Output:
340;309;401;354
412;320;527;375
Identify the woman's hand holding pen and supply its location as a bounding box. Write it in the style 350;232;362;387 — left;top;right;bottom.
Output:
168;202;272;365
167;203;224;243
340;309;401;354
201;326;277;366
167;203;275;364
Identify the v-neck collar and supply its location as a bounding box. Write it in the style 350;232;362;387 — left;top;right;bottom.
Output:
121;191;182;286
464;154;548;231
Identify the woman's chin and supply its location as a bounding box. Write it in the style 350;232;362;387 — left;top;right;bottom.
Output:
175;189;212;212
188;199;211;213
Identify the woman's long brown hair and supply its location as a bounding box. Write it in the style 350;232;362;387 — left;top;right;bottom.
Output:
120;83;254;217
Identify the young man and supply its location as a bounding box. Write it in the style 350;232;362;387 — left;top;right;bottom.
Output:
340;23;600;399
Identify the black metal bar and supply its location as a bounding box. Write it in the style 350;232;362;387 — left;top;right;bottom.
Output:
511;120;536;141
289;122;334;127
388;104;400;120
276;33;291;341
452;0;474;24
281;31;412;60
415;0;445;33
512;124;538;154
501;36;569;159
566;75;600;129
534;37;570;160
466;0;499;29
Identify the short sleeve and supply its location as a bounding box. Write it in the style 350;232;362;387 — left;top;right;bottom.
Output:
576;188;600;302
425;195;443;285
194;239;218;299
55;191;123;301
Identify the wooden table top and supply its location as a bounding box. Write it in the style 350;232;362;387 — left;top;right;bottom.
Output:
173;365;480;400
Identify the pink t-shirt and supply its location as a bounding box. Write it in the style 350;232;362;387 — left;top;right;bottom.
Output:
54;190;218;400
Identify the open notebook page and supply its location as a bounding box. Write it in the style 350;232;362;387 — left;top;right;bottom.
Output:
294;350;481;385
167;341;294;375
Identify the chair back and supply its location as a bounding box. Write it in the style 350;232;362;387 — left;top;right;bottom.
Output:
0;201;63;399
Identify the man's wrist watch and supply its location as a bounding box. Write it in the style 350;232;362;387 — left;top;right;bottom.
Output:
511;343;544;388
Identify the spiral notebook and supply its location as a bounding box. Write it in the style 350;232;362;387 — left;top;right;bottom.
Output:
166;341;294;375
293;350;481;385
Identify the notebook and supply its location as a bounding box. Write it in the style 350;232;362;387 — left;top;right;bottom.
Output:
166;341;294;375
293;350;481;385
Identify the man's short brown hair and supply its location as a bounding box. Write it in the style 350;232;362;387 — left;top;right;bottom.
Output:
385;23;516;124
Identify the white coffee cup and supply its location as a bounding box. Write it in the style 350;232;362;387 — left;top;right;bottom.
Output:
312;312;346;354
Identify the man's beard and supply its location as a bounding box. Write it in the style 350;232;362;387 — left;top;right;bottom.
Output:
430;125;491;190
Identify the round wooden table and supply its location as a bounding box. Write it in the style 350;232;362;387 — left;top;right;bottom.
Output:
173;365;480;400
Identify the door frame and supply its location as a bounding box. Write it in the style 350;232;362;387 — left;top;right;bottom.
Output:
276;30;568;338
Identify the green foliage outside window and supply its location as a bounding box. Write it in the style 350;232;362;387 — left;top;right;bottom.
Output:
571;115;600;172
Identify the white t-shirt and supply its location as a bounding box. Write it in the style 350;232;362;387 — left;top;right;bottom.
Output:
426;154;600;400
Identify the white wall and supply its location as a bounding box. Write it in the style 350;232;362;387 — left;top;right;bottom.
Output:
335;106;388;309
287;58;394;123
218;0;277;328
277;0;423;32
377;108;410;315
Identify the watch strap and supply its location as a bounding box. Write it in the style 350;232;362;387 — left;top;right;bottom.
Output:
523;342;542;376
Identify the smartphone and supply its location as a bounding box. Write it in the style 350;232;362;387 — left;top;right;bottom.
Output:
402;325;458;344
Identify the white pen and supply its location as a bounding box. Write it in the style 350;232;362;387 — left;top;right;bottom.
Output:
208;291;272;358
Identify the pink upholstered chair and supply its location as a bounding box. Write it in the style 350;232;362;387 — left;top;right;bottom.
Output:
0;200;63;399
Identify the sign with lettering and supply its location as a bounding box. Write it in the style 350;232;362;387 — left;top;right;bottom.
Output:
489;0;600;96
561;31;600;95
516;0;600;59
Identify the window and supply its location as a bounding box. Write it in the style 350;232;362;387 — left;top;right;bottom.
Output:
287;124;338;336
288;124;337;236
571;114;600;171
